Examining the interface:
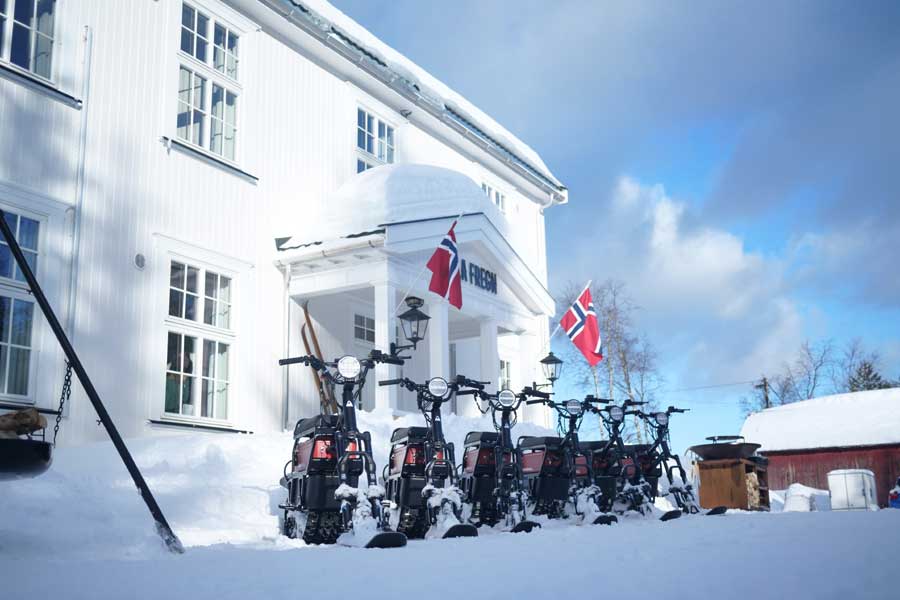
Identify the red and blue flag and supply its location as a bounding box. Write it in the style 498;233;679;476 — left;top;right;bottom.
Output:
426;221;463;309
560;283;603;366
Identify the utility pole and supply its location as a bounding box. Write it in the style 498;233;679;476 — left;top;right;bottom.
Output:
755;377;770;409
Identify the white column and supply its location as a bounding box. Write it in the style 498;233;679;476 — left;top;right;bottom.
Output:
374;282;398;411
427;300;450;380
479;318;499;395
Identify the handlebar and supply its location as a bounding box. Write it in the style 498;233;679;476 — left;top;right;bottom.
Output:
668;406;689;413
525;398;547;405
455;389;479;397
378;379;404;387
523;387;550;400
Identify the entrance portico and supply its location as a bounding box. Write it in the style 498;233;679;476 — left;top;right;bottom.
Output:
275;165;556;425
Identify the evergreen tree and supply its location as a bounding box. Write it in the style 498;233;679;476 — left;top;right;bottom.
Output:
847;360;890;391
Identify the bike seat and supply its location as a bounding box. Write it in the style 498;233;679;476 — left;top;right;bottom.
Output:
293;414;340;439
517;436;564;450
464;431;500;446
390;426;429;444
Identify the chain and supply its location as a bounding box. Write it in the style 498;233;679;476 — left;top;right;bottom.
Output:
53;362;73;446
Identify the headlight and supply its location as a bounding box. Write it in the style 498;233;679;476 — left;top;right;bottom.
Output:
427;377;449;398
609;406;624;422
336;355;361;380
498;389;516;408
655;412;669;426
565;399;583;416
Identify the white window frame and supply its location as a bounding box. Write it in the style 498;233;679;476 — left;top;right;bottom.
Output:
353;313;375;345
499;359;512;391
0;202;48;404
356;107;395;171
163;255;237;425
0;0;56;82
175;2;243;163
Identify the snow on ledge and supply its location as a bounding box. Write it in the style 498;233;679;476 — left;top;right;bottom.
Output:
740;387;900;452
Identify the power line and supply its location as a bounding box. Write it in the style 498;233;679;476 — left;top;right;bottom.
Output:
658;379;759;395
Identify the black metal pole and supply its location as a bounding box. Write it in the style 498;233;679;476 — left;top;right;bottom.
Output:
0;210;184;554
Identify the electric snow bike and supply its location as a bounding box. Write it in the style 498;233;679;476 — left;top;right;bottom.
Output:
278;350;407;548
378;375;481;539
580;398;682;521
521;396;617;525
635;406;727;516
458;386;543;533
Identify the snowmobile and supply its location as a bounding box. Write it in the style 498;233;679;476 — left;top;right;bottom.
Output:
378;375;482;539
635;406;727;516
521;396;617;525
458;386;544;533
278;350;407;548
581;398;682;521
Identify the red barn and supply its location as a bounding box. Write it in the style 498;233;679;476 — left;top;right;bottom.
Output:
740;388;900;507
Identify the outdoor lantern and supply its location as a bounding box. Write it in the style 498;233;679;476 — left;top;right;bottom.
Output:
398;296;430;348
540;351;563;384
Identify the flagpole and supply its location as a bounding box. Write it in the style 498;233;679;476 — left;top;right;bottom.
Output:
392;211;466;315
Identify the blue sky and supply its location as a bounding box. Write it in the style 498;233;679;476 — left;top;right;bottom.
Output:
330;0;900;452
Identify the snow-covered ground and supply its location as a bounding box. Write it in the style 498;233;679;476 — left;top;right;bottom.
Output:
1;409;894;599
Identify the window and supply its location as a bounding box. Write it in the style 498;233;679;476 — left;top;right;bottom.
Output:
0;211;39;282
354;314;375;344
0;0;55;80
482;183;506;213
0;295;34;396
176;3;240;161
499;360;512;391
165;259;234;421
356;108;394;171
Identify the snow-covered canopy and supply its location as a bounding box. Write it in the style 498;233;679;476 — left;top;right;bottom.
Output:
283;164;499;246
740;388;900;452
282;0;564;194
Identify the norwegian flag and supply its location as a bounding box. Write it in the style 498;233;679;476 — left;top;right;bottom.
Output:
560;283;603;366
426;221;463;309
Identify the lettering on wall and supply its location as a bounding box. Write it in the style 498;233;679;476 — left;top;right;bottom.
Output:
460;259;497;294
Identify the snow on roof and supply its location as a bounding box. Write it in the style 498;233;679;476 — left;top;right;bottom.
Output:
740;388;900;452
283;0;564;192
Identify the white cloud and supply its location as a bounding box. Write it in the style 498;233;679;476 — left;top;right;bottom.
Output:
566;176;804;384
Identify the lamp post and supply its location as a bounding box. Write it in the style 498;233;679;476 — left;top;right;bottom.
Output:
390;296;430;356
540;351;563;385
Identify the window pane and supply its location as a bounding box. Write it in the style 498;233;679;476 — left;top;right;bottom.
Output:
0;345;7;394
35;0;52;35
357;130;366;151
211;85;224;119
167;332;180;371
170;261;185;289
182;335;196;373
181;376;195;415
18;217;38;250
357;108;365;129
0;296;9;342
387;146;394;164
186;266;199;293
224;125;235;161
14;250;37;282
202;339;215;378
165;373;180;413
11;300;33;346
356;160;366;174
204;272;217;299
354;326;365;340
0;16;5;59
196;14;208;62
365;317;375;330
0;246;11;279
210;118;223;155
11;23;31;69
366;330;375;343
214;24;226;71
181;4;194;28
180;28;193;56
201;378;213;417
218;304;230;329
185;293;197;321
218;276;231;303
225;92;236;125
227;55;237;79
217;343;229;381
227;30;238;54
214;383;228;420
8;347;30;395
203;298;215;325
354;314;364;327
13;0;32;25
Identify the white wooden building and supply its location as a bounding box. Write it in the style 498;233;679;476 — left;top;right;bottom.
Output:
0;0;567;444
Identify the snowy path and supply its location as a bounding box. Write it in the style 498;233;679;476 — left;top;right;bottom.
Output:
0;414;893;599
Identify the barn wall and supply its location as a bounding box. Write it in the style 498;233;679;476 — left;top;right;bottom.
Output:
764;445;900;507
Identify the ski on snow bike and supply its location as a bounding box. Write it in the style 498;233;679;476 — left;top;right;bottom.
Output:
634;406;727;516
521;396;618;525
580;398;683;521
378;375;480;539
278;350;407;548
458;386;543;533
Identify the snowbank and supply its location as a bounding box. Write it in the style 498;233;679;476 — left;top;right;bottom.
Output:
0;407;551;560
783;483;832;513
740;388;900;451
